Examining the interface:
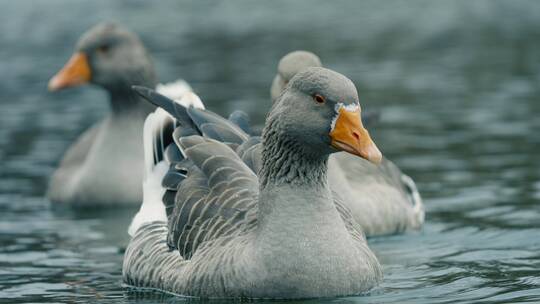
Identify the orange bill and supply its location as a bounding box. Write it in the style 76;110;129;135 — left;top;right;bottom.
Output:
329;106;382;164
48;52;91;91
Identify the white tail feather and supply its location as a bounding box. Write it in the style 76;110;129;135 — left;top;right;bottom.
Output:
128;161;169;236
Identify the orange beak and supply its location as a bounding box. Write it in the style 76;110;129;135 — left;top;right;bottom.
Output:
48;52;91;91
330;106;382;164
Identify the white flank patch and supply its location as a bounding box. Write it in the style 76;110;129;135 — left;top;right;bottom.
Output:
330;102;360;131
134;106;176;236
178;91;205;109
128;161;169;236
156;79;193;101
142;112;156;178
143;108;174;178
156;79;205;109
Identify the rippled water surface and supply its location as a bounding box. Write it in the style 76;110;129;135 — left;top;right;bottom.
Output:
1;0;539;303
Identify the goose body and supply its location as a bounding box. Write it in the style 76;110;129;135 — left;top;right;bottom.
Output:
270;51;424;236
47;23;197;206
124;68;383;298
327;153;423;235
48;107;149;205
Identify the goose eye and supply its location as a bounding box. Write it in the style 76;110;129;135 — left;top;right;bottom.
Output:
313;94;326;104
96;44;111;54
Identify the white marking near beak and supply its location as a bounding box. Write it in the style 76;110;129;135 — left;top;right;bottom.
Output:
330;102;360;131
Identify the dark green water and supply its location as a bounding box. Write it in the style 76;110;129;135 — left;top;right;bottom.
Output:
0;0;539;303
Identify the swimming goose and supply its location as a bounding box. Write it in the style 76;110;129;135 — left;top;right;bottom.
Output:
47;22;199;206
269;50;424;236
124;67;383;298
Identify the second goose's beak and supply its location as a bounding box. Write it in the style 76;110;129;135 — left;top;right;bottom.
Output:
330;106;382;164
48;52;91;91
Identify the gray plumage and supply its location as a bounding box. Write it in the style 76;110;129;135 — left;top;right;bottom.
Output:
228;110;253;134
124;68;382;299
269;50;424;236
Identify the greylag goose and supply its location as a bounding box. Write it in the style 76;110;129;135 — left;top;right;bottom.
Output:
47;22;200;206
124;67;383;298
269;50;424;236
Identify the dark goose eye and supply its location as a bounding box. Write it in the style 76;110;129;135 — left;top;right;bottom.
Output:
313;94;326;104
96;44;111;54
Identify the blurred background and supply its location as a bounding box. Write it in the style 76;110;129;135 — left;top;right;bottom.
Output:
0;0;539;303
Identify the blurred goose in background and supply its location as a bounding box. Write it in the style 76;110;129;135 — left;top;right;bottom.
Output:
124;67;382;298
47;22;200;207
270;51;424;236
271;51;380;127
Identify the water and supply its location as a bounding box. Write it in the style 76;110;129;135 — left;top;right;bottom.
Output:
0;0;539;303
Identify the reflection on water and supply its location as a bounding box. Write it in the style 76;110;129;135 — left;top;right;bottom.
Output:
0;0;539;303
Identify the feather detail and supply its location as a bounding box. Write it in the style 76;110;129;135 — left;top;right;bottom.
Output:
130;88;206;236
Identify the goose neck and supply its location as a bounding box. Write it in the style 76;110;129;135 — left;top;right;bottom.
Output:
259;122;328;189
258;118;338;222
108;88;156;116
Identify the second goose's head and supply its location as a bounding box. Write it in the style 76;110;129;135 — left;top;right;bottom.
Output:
48;22;157;105
270;51;322;102
266;67;381;164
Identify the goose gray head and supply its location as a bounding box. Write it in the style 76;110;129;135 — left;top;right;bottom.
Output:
48;22;157;105
266;67;381;163
270;51;322;102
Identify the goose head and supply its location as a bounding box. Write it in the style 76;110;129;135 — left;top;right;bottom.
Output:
268;67;381;164
270;51;322;102
48;22;157;97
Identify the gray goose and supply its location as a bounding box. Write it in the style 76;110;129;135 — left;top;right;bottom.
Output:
47;22;198;206
124;67;383;298
269;50;424;236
